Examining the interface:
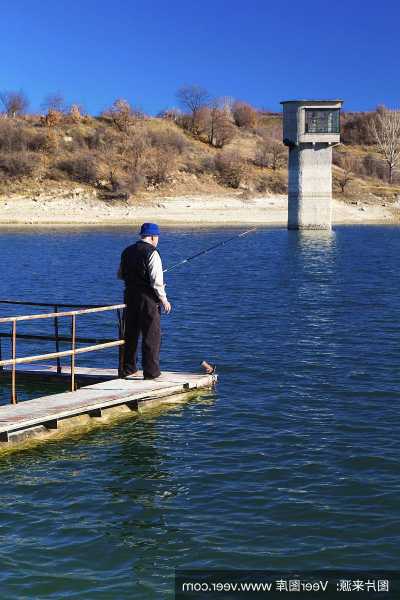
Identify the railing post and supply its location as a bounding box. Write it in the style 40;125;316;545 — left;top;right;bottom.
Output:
118;308;125;377
71;314;76;392
54;305;61;374
11;320;17;404
0;305;125;400
0;335;3;372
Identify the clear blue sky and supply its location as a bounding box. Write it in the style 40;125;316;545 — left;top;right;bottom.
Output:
1;0;399;115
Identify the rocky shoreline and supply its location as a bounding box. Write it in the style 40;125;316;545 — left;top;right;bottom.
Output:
0;191;398;227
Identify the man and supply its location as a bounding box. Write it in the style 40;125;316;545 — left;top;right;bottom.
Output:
118;223;171;379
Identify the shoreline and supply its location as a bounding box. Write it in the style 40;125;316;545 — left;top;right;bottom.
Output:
0;194;398;228
0;220;398;230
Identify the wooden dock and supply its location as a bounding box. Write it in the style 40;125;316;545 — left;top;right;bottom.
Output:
0;368;217;446
1;364;122;383
0;301;217;448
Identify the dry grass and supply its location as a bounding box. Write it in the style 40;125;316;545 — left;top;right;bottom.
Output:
0;110;399;202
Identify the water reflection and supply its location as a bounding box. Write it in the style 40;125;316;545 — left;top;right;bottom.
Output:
289;229;337;273
284;230;340;377
297;229;336;249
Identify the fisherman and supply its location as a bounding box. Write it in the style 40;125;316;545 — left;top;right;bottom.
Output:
118;223;171;379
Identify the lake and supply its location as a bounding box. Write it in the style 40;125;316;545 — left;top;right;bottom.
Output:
0;225;399;598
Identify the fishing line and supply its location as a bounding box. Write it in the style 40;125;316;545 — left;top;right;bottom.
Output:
163;228;257;274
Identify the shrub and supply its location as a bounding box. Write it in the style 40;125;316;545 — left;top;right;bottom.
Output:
256;174;269;192
141;147;175;187
125;172;146;194
232;101;257;128
254;140;270;167
254;139;286;170
334;150;389;181
85;127;121;151
0;121;28;152
125;130;149;169
0;152;39;177
69;104;82;123
43;109;63;128
268;172;287;194
103;99;144;132
363;153;387;180
46;166;65;181
0;122;54;154
201;156;217;173
57;153;98;183
66;130;88;150
253;123;282;141
182;155;216;175
213;121;236;148
27;131;50;152
254;172;287;194
214;151;245;188
341;112;376;145
147;127;187;153
211;110;236;148
176;113;193;132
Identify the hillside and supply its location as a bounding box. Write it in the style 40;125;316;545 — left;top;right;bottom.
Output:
0;103;400;217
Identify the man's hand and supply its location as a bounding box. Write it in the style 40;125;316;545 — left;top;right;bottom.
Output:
162;299;172;314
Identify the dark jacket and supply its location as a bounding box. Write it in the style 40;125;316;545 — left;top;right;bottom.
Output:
120;240;160;301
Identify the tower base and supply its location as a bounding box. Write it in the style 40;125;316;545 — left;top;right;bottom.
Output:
288;144;333;230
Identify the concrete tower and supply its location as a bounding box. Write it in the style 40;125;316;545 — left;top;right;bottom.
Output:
281;99;343;230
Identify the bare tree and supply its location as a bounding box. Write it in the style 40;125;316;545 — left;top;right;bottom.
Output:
176;85;209;134
218;96;234;114
370;107;400;183
41;93;66;113
199;99;235;147
204;102;220;146
0;90;29;117
334;155;355;193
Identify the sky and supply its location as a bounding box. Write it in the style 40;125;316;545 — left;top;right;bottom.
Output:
1;0;399;115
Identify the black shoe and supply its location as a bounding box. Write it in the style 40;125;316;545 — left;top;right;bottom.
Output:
143;374;161;380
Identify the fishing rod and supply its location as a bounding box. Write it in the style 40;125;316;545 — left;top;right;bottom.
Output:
163;228;257;274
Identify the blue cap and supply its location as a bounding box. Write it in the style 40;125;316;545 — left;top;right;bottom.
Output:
140;222;160;236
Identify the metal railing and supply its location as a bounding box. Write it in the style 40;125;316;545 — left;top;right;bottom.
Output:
0;300;118;376
0;302;126;404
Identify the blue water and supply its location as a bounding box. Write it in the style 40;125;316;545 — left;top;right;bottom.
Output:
0;226;399;598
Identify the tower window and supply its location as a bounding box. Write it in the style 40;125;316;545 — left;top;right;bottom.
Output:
304;109;340;134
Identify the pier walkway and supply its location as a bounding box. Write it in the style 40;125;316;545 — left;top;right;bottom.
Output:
0;300;217;447
0;369;216;445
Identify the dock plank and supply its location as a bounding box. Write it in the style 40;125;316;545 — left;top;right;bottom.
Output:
0;371;217;444
1;364;118;382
